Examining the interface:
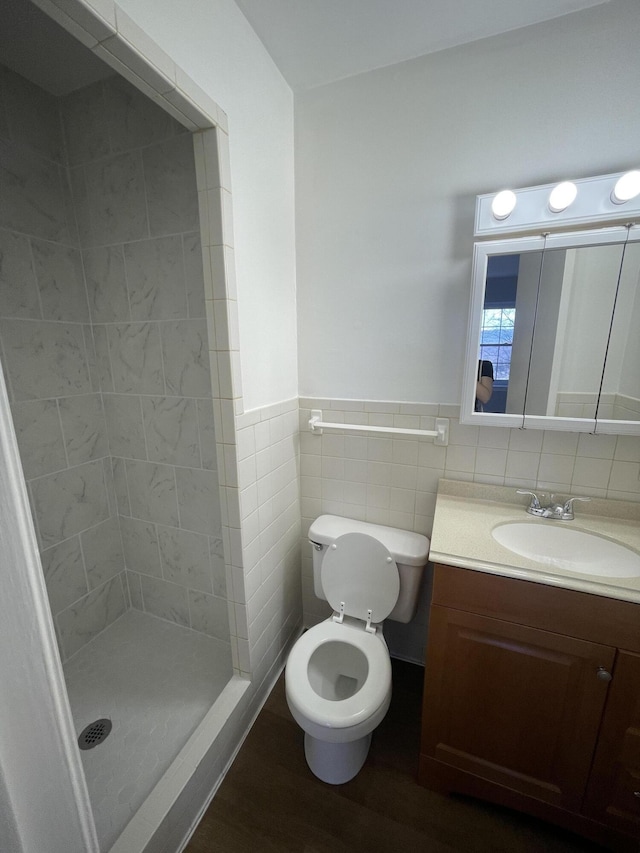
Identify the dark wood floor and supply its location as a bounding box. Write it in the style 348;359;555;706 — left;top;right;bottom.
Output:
186;660;605;852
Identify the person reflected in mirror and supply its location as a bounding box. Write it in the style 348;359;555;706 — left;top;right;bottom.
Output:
475;359;494;411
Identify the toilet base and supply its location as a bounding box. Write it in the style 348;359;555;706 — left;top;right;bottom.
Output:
304;731;372;784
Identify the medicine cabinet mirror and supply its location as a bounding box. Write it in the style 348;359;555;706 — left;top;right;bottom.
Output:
461;173;640;435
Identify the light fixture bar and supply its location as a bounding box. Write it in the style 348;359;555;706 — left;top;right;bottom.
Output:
475;170;640;236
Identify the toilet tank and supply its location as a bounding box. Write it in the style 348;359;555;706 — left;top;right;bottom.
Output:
308;515;430;623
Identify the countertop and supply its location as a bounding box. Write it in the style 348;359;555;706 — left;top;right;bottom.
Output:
430;479;640;604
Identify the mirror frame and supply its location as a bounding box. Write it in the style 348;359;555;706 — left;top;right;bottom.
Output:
460;224;640;435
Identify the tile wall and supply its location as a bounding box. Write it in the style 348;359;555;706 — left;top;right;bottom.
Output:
556;391;640;421
62;75;227;649
299;397;640;662
191;125;304;678
0;63;127;660
226;398;302;679
0;65;228;660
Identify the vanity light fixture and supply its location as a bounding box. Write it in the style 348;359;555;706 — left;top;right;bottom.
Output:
475;169;640;237
491;190;517;220
548;181;577;213
611;170;640;204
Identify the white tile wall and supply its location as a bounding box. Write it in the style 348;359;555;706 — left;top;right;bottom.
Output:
299;396;640;660
224;399;302;680
555;392;640;421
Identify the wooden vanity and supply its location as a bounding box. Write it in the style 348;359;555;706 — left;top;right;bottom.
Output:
419;562;640;850
419;482;640;851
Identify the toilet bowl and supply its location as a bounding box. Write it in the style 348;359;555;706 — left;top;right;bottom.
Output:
285;515;429;784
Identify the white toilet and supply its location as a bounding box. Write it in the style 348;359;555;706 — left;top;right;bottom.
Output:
285;515;429;784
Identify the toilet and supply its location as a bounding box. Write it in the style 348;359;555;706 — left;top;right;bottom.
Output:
285;515;429;784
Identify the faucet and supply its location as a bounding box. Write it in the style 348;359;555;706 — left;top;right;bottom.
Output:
516;490;591;521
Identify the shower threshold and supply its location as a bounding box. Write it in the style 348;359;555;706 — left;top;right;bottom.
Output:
63;609;235;852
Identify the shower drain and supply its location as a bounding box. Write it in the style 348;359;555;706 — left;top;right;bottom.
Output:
78;718;112;750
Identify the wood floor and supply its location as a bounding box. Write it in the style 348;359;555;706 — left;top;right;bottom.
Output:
185;660;605;852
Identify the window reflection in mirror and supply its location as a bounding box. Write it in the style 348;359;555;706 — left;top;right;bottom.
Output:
478;255;518;413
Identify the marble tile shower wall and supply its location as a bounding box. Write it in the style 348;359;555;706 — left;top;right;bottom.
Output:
298;398;640;626
0;64;127;661
61;76;227;652
0;65;226;660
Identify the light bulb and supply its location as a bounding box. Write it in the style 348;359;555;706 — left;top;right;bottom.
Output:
548;181;577;213
491;190;516;220
611;170;640;204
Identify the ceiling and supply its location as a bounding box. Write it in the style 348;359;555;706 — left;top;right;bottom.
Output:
235;0;612;92
0;0;611;97
0;0;112;96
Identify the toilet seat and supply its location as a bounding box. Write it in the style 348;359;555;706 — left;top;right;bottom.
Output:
285;618;391;731
321;532;400;624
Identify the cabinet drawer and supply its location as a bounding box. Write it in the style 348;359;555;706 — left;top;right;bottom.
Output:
432;564;640;652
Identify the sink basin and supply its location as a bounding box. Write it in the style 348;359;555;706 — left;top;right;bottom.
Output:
491;522;640;578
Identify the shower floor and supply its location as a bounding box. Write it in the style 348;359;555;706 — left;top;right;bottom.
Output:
63;609;233;852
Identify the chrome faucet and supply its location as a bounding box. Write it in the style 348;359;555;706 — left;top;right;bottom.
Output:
516;490;591;521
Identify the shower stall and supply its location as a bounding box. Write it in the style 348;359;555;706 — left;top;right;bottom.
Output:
0;40;234;852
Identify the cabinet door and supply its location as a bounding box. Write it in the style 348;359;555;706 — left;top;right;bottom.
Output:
421;605;615;812
582;650;640;835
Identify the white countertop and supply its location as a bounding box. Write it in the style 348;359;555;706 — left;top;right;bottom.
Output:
430;479;640;604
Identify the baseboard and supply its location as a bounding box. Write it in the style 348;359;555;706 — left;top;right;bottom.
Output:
390;652;425;667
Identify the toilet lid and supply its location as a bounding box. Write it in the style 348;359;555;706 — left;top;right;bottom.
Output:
321;532;400;623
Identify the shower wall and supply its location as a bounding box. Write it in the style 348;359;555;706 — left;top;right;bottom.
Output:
0;64;227;660
62;74;227;646
0;64;126;661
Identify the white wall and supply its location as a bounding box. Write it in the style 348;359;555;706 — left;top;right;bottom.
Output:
116;0;298;411
295;0;640;404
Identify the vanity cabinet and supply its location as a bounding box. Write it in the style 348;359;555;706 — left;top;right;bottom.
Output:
582;650;640;836
419;564;640;851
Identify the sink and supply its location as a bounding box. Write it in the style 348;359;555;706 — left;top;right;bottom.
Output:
491;522;640;578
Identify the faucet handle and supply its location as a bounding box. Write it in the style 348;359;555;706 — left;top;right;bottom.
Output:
562;496;591;513
516;489;541;509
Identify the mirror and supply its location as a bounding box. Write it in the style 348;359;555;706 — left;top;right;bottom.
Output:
461;226;640;434
600;242;640;421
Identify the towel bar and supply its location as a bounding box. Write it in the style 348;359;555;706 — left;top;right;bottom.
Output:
308;409;449;445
